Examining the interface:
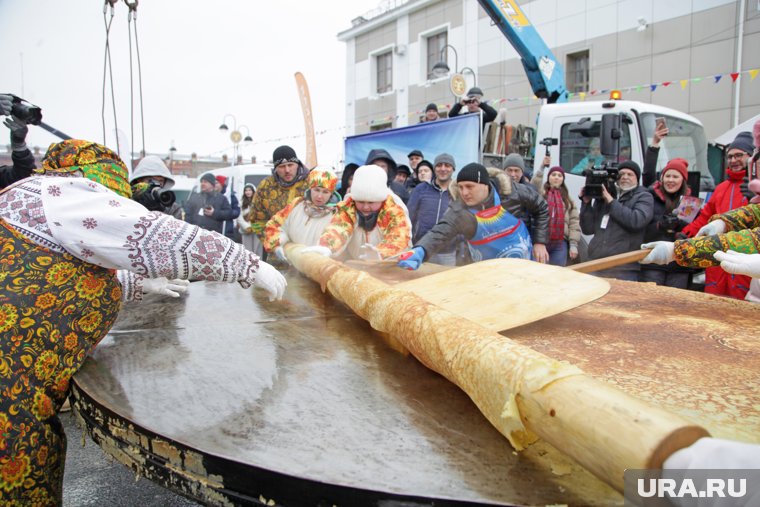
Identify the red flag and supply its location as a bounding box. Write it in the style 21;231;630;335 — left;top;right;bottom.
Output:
662;81;671;87
730;73;740;82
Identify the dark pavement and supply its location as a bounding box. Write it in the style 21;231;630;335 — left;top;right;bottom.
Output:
61;411;201;507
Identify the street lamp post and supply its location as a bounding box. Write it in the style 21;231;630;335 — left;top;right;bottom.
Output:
218;114;253;166
432;44;477;96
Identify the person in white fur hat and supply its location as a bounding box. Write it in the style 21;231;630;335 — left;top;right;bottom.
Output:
304;164;411;260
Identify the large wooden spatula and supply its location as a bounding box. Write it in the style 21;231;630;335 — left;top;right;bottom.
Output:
394;258;610;331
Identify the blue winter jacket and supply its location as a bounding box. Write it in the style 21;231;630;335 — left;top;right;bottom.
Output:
407;180;451;244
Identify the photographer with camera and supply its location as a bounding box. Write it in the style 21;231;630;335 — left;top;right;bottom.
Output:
579;160;654;281
448;87;498;125
0;94;36;188
129;155;184;219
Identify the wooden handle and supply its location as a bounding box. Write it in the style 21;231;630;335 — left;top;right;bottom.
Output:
570;249;652;274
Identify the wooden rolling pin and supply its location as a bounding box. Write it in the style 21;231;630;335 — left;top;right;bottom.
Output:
284;244;707;493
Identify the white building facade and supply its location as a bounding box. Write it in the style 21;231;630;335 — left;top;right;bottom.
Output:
338;0;760;140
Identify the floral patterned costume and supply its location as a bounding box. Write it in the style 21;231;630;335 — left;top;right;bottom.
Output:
674;204;760;267
0;140;265;505
247;175;310;241
319;195;411;259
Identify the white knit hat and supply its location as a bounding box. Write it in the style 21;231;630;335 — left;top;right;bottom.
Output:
349;165;390;202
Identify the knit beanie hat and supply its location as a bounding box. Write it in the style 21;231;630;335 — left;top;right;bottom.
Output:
272;145;300;167
618;160;642;180
416;159;434;172
434;153;456;169
130;155;175;189
40;139;132;198
215;175;227;187
307;167;338;193
457;163;490;185
466;87;483;98
396;164;411;176
201;173;217;186
425;103;438;113
662;158;689;181
349;165;391;202
547;166;565;179
728;131;754;155
503;153;525;173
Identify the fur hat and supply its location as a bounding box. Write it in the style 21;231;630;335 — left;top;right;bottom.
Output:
434;153;456;169
307;167;338;193
349;165;391;202
618;160;642;180
503;153;525;173
130;155;175;189
728;131;754;155
457;163;490;185
662;158;689;181
41;139;132;198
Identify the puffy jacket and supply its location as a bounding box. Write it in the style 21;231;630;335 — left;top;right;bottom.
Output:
365;148;409;203
580;185;654;268
417;168;549;258
0;147;35;189
407;180;451;244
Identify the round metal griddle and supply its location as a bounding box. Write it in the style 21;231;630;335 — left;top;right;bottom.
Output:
70;268;760;506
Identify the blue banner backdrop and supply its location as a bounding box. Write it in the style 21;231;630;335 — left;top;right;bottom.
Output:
344;114;482;175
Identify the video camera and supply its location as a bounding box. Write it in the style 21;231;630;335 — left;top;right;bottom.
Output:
571;113;627;199
8;95;42;125
132;182;176;212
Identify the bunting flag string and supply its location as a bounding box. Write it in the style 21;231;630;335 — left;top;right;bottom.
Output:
252;67;760;148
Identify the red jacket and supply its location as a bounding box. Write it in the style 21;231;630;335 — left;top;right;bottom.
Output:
681;170;748;237
680;169;750;299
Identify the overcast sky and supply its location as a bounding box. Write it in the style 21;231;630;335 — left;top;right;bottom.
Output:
0;0;384;168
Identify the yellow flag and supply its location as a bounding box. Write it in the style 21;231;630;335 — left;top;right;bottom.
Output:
680;79;688;89
750;69;759;80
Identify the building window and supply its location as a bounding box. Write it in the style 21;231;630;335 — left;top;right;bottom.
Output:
426;32;448;80
370;121;393;132
376;51;393;94
566;50;589;94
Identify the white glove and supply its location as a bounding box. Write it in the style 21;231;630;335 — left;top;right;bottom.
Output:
300;245;332;257
662;438;760;507
640;241;675;265
142;277;190;298
253;261;287;301
358;243;382;261
695;219;726;237
274;246;289;263
664;437;760;470
714;250;760;278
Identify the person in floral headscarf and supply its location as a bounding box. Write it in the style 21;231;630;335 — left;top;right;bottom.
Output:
303;164;411;261
262;167;340;263
0;139;286;506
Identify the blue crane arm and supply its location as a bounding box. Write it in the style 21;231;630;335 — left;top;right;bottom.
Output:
477;0;568;103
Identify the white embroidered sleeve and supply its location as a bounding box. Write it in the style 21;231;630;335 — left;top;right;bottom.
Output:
116;270;144;302
41;177;260;286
